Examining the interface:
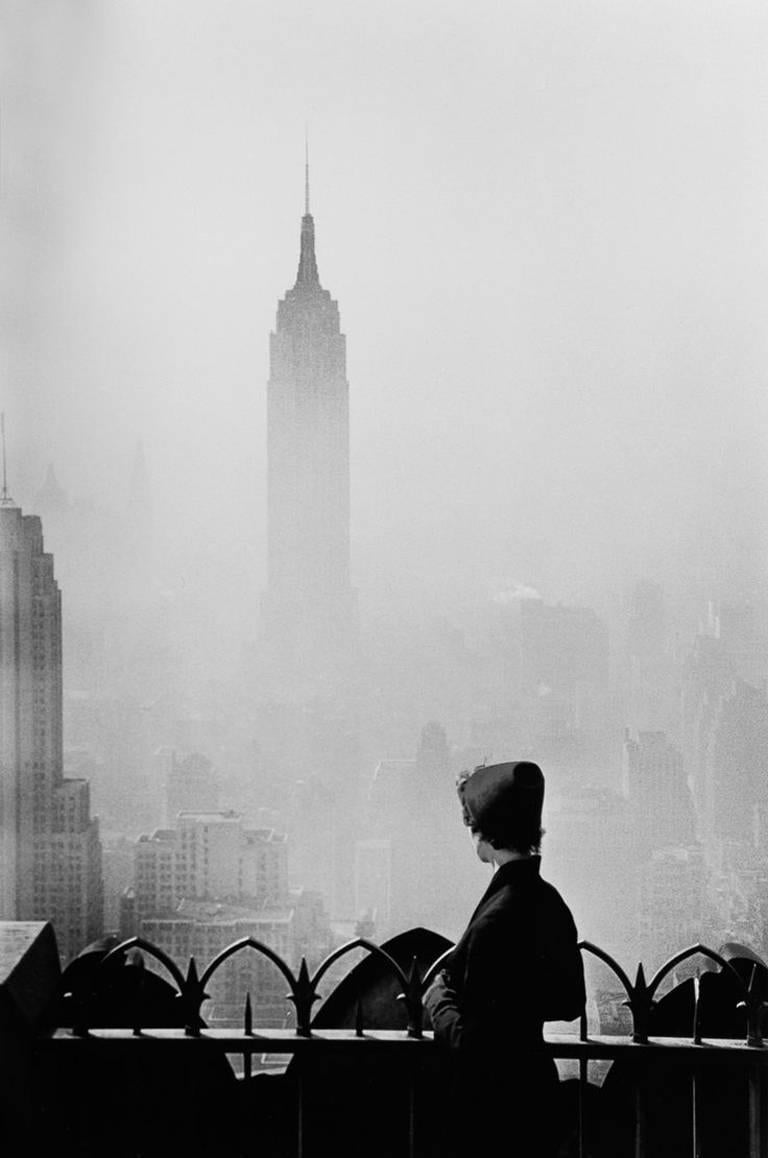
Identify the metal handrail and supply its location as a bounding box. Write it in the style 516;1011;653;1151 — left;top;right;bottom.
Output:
55;934;768;1157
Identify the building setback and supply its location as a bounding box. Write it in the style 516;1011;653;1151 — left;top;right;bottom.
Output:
129;812;288;926
124;810;331;1021
0;499;102;961
261;159;355;687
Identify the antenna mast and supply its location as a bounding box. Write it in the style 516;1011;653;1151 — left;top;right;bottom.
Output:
304;128;310;216
1;412;13;506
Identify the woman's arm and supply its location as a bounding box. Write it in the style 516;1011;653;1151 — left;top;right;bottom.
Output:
423;915;515;1054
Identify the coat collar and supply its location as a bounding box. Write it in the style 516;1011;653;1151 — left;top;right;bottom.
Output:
469;855;542;920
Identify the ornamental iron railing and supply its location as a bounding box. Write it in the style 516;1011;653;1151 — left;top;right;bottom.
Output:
40;934;768;1157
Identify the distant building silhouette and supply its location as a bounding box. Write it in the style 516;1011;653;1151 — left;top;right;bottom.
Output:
354;838;392;931
0;498;102;960
627;580;666;663
707;679;768;844
163;749;220;825
519;598;609;694
34;464;70;520
545;786;640;961
131;811;287;924
363;723;478;939
261;158;355;689
624;580;678;733
637;845;707;963
623;729;696;852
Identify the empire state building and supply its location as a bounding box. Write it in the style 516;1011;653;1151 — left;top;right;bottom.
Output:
262;163;355;686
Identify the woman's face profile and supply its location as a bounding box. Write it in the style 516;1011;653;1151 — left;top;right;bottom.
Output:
470;829;495;864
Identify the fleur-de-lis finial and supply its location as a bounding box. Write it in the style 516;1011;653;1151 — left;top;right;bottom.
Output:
289;957;320;1037
182;956;208;1036
623;962;656;1044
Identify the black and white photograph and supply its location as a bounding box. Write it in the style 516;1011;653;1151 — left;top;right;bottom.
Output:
1;2;767;1154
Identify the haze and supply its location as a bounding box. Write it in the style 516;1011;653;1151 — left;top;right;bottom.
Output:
4;1;767;642
2;1;768;960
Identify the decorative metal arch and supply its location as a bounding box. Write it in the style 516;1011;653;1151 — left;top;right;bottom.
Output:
199;936;297;993
422;945;455;987
309;937;424;1037
97;935;186;992
646;943;739;1001
578;940;635;1002
310;937;409;993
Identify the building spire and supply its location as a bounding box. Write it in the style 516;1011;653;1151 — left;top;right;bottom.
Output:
0;412;14;506
294;140;319;289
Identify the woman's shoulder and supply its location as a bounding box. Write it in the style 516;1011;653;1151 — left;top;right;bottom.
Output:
473;873;576;927
536;874;578;918
468;880;535;930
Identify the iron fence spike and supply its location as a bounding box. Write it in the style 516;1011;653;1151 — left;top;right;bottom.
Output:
692;973;702;1045
288;956;319;1037
748;963;759;996
182;955;207;1036
132;950;146;1036
737;963;765;1047
407;955;421;987
621;960;654;1044
395;955;424;1039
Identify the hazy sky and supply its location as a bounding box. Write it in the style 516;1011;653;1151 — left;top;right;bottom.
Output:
3;0;767;638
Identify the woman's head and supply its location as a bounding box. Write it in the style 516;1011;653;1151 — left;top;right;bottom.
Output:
457;761;544;856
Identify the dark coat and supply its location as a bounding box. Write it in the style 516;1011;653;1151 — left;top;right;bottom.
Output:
424;856;585;1156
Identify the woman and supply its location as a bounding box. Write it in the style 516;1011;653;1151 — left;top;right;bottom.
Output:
423;761;585;1157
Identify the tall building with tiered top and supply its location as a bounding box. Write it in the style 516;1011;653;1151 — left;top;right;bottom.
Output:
0;474;102;961
262;161;354;688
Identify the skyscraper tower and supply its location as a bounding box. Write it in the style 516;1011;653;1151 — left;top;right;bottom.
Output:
0;466;102;960
262;157;354;686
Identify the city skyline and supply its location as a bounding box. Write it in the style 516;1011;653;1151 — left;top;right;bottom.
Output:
4;2;767;656
2;2;768;975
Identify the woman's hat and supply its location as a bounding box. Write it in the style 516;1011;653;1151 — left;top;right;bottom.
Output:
457;761;544;832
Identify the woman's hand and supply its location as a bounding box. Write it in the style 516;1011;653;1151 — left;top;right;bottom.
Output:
423;969;454;1014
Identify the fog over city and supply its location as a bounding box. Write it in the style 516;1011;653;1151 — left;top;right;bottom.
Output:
3;0;768;981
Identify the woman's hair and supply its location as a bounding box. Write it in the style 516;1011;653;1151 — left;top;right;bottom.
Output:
471;815;543;856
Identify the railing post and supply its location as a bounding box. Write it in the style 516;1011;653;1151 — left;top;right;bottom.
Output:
691;973;702;1158
296;1072;304;1158
243;992;252;1080
691;1071;702;1158
748;1062;768;1158
397;956;424;1039
408;1063;416;1158
634;1064;648;1158
578;1005;588;1158
739;964;767;1049
132;952;145;1036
